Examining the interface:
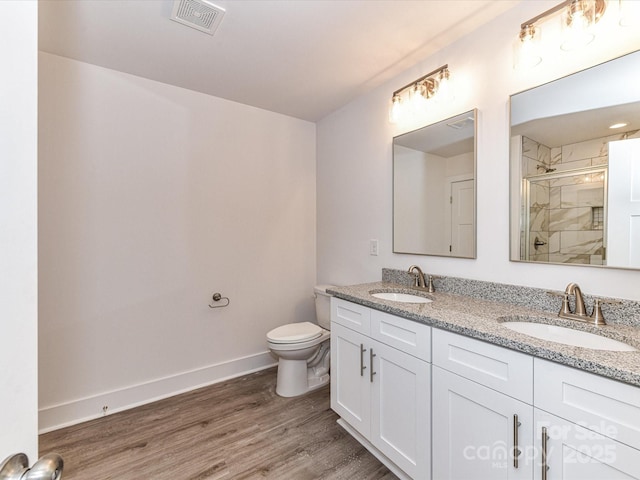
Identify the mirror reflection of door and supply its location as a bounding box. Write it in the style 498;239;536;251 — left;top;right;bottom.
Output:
608;138;640;268
450;179;474;257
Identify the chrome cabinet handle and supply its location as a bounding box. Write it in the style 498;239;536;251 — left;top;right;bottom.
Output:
360;344;366;376
369;349;377;382
542;426;549;480
513;414;522;468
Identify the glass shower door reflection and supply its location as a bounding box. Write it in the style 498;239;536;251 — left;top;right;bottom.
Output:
523;166;607;265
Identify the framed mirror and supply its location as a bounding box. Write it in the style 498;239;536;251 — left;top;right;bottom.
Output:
393;109;477;257
510;50;640;269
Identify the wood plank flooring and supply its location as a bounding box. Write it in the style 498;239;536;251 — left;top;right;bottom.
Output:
40;368;398;479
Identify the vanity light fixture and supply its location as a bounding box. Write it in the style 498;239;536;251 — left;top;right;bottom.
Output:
388;65;451;124
515;0;607;69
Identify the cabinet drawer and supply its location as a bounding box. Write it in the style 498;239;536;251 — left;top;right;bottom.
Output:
331;297;371;334
371;309;431;362
433;328;533;403
534;358;640;451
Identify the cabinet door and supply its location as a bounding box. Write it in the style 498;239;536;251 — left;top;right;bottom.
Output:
371;339;430;480
534;410;640;480
330;323;370;437
433;366;533;480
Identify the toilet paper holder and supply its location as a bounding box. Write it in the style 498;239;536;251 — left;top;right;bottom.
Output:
209;292;230;309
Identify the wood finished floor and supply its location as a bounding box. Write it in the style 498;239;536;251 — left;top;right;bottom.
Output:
40;368;398;480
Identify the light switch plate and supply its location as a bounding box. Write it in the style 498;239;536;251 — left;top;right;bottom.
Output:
370;239;379;256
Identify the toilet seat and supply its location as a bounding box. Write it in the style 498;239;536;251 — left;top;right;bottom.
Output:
267;322;322;344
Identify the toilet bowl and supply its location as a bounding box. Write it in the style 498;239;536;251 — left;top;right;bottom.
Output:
266;285;334;397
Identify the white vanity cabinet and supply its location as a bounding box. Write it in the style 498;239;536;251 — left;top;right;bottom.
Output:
331;300;372;437
431;329;535;480
532;359;640;480
330;295;640;480
331;298;431;480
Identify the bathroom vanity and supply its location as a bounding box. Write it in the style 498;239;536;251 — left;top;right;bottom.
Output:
331;298;431;479
329;279;640;480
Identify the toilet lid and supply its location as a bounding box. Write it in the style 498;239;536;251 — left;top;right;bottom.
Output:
267;322;323;344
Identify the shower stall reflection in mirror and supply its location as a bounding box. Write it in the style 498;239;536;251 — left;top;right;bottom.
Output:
521;165;608;265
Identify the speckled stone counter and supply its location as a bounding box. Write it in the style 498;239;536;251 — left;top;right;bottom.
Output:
381;268;640;327
327;281;640;387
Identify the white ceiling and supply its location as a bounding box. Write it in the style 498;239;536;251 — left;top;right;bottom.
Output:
395;110;476;157
38;0;518;122
513;102;640;147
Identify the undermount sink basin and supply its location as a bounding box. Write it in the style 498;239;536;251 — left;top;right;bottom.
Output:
502;321;637;352
370;292;433;304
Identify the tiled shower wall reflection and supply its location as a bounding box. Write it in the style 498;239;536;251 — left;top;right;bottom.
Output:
521;131;639;265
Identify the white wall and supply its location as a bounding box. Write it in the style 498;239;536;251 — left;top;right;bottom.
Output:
38;53;316;431
317;1;640;300
446;152;474;178
394;146;443;254
0;1;39;460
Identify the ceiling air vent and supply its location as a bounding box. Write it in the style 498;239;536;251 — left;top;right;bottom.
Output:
446;116;475;130
170;0;225;36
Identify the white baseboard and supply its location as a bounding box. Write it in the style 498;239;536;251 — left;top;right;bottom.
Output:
39;351;277;433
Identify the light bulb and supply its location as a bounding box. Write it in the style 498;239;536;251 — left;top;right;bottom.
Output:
515;25;542;69
389;94;402;124
409;83;428;114
436;69;454;103
561;0;596;50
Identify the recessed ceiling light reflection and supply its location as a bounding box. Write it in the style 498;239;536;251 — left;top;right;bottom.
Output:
609;122;628;129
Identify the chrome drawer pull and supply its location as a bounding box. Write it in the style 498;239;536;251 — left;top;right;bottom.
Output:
542;426;549;480
513;414;521;468
370;349;377;382
360;344;366;376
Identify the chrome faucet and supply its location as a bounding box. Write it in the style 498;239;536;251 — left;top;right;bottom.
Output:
407;265;426;288
564;282;587;317
555;282;618;326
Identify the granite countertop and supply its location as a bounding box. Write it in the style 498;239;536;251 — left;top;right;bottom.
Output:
328;282;640;388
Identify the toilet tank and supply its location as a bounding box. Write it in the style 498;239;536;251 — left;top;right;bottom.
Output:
314;285;335;330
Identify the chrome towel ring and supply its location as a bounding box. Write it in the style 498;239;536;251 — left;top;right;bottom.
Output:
209;292;230;309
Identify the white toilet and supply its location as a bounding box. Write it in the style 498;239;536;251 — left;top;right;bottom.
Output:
266;285;334;397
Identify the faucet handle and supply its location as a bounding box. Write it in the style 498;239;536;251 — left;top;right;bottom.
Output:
426;275;442;293
547;291;572;316
559;293;572;317
589;299;622;326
